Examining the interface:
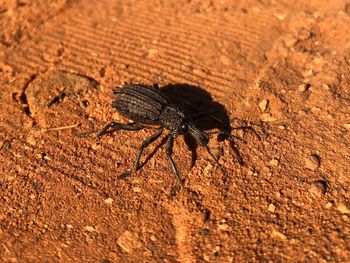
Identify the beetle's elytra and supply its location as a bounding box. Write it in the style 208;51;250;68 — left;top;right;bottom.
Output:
80;83;224;185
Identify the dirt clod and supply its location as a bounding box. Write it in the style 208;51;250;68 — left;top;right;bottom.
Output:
305;154;321;171
309;180;328;197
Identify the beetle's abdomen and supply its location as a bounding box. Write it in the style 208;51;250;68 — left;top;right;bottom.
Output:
112;84;169;125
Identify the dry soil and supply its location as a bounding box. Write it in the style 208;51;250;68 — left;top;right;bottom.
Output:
0;0;350;262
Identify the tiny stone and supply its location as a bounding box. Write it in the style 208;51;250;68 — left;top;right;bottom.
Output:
91;143;101;151
213;246;221;252
104;198;114;205
305;155;321;170
220;55;230;66
260;113;276;122
84;226;96;232
150;235;157;242
322;84;330;90
271;229;287;240
204;163;213;174
298;84;308;92
218;223;229;231
117;231;142;253
132;187;141;193
258;99;268;112
325;202;333;209
284;36;297;47
273;12;287;20
247;169;254;176
309;180;327;197
146;49;158;59
268;203;276;212
344;123;350;130
337;203;350;214
203;254;210;262
269;159;279;166
66;224;73;229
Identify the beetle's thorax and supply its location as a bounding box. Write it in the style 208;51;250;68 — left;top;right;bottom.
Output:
160;104;185;133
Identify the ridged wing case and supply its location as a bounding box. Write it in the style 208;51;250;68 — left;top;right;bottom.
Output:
112;84;169;125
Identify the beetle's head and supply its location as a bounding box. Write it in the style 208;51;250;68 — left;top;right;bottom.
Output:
179;120;209;146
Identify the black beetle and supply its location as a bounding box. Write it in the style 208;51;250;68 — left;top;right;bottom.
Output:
79;83;227;185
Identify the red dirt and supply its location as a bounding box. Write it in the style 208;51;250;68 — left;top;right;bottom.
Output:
1;0;350;262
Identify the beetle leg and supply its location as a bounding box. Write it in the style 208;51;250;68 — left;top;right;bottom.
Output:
96;122;144;137
190;112;228;130
75;122;143;138
119;128;163;178
165;135;184;185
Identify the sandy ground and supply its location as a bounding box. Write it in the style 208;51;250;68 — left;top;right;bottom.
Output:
1;0;350;262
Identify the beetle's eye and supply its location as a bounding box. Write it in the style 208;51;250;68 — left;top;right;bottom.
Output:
181;124;188;133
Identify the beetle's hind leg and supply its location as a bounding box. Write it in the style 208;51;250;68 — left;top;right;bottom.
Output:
119;128;163;179
75;121;143;138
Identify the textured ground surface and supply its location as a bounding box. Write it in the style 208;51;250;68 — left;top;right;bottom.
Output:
1;0;350;262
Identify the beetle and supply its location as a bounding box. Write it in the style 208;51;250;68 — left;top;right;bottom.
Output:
79;83;227;185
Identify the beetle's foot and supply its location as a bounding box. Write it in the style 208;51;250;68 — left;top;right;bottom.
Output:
118;169;132;179
73;129;99;138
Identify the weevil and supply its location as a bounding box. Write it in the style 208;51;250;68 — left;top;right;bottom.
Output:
79;83;229;185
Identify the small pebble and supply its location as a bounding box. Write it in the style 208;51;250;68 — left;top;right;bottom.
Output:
337;203;350;214
273;12;287;20
84;226;96;232
344;123;350;130
284;36;297;47
309;180;327;197
132;187;141;193
271;229;287;240
218;223;229;231
258;99;268;112
269;159;279;166
117;231;142;253
104;198;114;205
298;84;309;92
220;55;230;66
325;202;333;209
268;203;276;212
305;155;320;170
260;113;276;122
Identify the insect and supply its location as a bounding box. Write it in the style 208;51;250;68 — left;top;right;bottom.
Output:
78;83;228;185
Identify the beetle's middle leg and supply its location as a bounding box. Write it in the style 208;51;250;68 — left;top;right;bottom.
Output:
119;128;163;178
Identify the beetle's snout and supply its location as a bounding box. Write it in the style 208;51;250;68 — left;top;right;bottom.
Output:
187;122;209;146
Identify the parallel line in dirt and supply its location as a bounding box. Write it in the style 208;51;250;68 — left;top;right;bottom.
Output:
41;30;247;95
1;120;163;182
7;52;47;74
34;37;229;95
127;4;275;51
58;23;251;86
69;13;261;72
4;148;105;195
